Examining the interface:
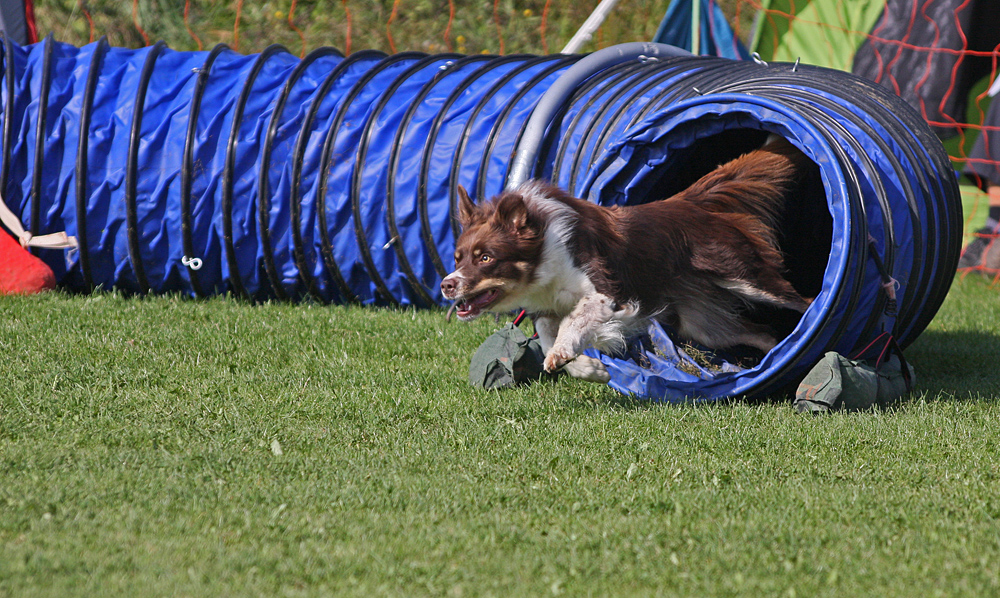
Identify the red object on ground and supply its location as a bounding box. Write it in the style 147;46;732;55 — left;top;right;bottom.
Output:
0;230;56;294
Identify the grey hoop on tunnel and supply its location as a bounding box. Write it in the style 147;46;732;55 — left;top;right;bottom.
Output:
505;41;692;190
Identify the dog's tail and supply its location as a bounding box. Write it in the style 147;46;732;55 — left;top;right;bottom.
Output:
676;135;811;233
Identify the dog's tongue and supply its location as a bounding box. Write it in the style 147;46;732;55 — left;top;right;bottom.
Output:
457;289;498;316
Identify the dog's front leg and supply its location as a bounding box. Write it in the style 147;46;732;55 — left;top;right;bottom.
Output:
542;294;621;381
536;313;610;383
533;315;560;354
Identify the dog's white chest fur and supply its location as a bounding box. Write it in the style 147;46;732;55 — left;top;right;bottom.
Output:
494;189;639;381
511;246;595;318
500;187;598;317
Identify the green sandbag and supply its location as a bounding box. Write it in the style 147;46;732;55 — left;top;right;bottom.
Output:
794;350;915;413
469;323;550;389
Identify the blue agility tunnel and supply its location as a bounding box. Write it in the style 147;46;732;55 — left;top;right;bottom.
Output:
0;36;961;401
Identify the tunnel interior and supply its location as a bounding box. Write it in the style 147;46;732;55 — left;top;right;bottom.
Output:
618;127;833;369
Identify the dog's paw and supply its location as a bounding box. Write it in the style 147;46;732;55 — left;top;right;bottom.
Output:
544;347;576;373
564;355;610;383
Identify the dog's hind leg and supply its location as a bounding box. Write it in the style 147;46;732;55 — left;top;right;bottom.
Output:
692;228;811;314
716;275;811;313
564;354;611;383
675;298;779;353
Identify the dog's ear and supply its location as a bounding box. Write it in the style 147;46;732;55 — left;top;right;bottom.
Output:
494;193;533;235
457;185;478;228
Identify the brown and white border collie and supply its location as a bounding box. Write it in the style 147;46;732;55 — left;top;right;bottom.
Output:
441;136;812;383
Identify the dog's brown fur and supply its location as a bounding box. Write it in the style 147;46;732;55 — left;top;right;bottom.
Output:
441;137;813;381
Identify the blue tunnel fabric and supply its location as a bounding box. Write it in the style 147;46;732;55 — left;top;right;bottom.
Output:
579;98;861;401
0;38;961;402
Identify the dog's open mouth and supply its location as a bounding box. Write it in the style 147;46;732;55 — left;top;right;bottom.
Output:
454;288;501;319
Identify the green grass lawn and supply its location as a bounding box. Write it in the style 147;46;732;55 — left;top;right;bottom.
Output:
7;2;998;596
2;277;999;597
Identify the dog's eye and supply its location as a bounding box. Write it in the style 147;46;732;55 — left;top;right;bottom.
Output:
479;254;493;263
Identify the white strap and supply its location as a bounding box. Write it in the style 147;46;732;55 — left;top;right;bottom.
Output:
0;191;78;250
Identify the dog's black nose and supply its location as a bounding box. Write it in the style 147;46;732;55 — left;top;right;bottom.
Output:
441;278;456;296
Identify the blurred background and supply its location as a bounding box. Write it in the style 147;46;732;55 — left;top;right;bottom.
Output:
6;0;1000;266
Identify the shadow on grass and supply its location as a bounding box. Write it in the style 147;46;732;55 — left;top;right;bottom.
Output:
905;328;1000;399
582;326;1000;410
595;388;740;411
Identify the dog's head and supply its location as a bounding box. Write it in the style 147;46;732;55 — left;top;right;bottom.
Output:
440;186;544;320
